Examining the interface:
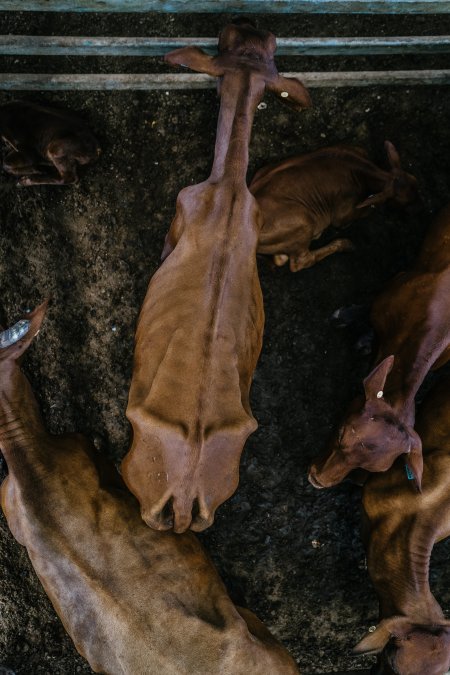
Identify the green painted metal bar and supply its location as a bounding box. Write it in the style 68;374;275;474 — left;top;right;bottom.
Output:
0;0;449;12
0;70;449;89
2;35;450;56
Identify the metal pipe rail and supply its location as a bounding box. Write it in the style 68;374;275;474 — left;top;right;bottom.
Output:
1;35;450;57
1;70;449;89
2;3;449;89
0;0;449;12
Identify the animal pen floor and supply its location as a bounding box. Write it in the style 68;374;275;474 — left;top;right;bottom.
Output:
1;9;450;675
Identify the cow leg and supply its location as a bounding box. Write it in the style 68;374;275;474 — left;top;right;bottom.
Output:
289;238;354;272
18;157;78;186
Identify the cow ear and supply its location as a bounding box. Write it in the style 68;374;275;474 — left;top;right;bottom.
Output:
353;622;392;655
353;617;413;655
385;140;402;169
165;47;224;77
267;75;312;111
405;431;423;492
363;355;394;401
356;185;394;209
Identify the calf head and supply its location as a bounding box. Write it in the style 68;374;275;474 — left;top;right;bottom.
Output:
357;141;420;213
49;132;101;166
308;356;423;490
165;19;311;111
354;617;450;675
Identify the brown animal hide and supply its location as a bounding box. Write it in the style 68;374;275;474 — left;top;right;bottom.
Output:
0;303;299;675
250;142;420;272
309;203;450;490
122;19;310;533
0;101;100;185
353;374;450;675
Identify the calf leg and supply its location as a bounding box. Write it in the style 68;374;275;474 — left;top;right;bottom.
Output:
289;238;354;272
18;157;78;186
2;150;40;176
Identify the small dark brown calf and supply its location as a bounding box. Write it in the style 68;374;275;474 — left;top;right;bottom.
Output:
309;203;450;490
0;304;299;675
354;374;450;675
0;101;100;185
250;142;419;272
123;20;310;533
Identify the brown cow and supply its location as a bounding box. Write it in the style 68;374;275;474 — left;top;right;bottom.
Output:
122;20;310;533
250;142;419;272
309;203;450;491
353;374;450;675
0;303;299;675
0;100;100;185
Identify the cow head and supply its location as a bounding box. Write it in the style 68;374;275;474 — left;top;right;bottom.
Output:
122;415;257;534
165;19;311;112
308;356;423;490
357;141;421;214
52;131;101;166
354;617;450;675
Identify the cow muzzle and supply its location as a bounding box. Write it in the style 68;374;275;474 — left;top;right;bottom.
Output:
142;496;215;534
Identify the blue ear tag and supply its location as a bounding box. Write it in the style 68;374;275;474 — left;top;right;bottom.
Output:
405;464;415;480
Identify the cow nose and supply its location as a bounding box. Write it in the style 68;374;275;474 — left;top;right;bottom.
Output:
142;495;216;533
142;505;174;531
142;496;194;533
142;496;177;531
190;510;215;532
173;496;216;533
308;467;325;489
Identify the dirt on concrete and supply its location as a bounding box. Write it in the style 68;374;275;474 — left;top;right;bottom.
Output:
0;10;450;675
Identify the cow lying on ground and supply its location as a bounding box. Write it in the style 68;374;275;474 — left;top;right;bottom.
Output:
250;142;419;272
309;203;450;490
354;374;450;675
123;19;311;533
0;100;100;185
0;303;299;675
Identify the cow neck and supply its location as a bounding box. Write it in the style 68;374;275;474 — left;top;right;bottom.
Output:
353;159;389;194
209;69;263;185
372;525;443;623
382;346;445;427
